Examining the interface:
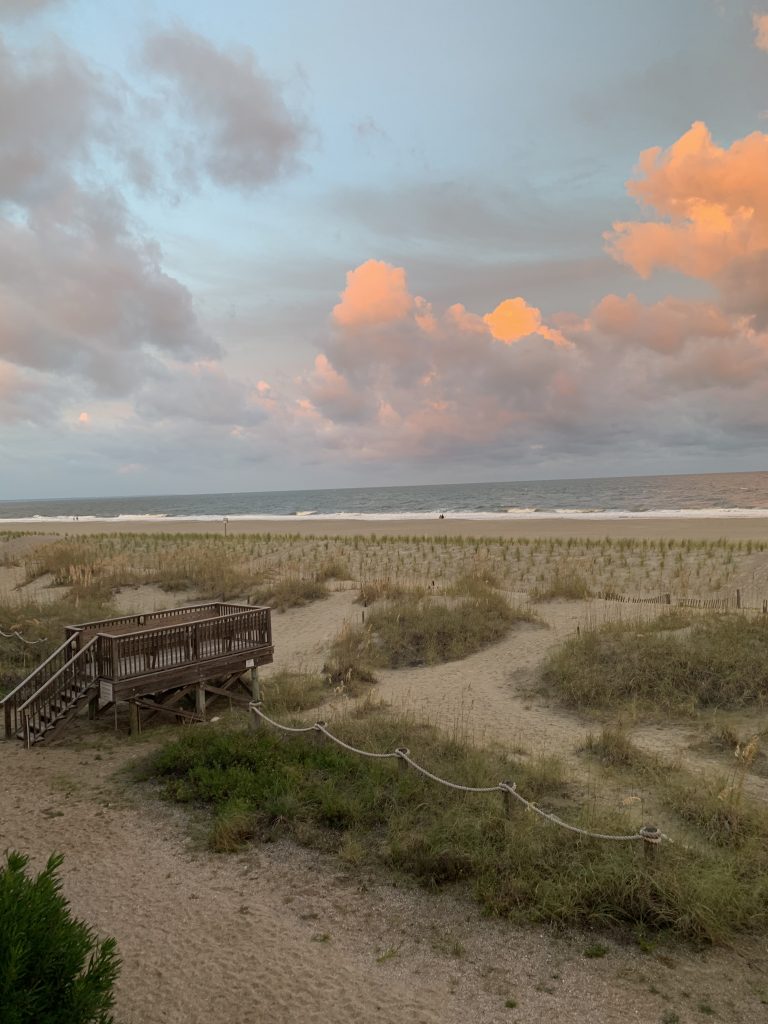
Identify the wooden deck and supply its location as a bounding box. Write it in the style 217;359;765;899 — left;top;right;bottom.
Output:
2;602;274;744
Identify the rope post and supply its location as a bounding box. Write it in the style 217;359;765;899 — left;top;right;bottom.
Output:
500;781;515;819
736;588;741;610
396;747;409;775
314;721;326;747
639;824;661;863
249;700;263;733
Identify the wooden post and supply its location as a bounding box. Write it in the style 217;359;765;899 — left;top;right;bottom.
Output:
501;781;515;819
128;700;140;736
639;824;660;863
762;600;767;615
195;682;206;722
665;593;671;605
396;746;409;773
314;720;326;746
88;694;99;721
248;666;260;701
249;700;262;732
736;589;741;609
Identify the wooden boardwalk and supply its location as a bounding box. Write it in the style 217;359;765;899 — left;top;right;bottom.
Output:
2;602;273;745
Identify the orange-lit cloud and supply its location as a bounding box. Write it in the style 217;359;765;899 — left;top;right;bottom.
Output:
590;294;735;353
606;122;768;279
483;297;568;346
332;259;414;327
754;13;768;52
78;411;90;423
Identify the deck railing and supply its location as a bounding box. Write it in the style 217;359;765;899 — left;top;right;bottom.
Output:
65;602;232;641
18;637;99;748
2;635;79;739
104;607;271;681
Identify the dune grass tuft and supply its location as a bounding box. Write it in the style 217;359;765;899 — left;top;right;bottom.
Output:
541;612;768;714
361;587;538;669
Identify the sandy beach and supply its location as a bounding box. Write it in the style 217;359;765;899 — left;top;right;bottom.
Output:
2;523;768;1022
6;514;768;542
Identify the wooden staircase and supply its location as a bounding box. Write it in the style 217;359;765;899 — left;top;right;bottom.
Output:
1;635;98;746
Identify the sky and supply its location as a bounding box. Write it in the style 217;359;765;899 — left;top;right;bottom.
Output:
2;0;768;498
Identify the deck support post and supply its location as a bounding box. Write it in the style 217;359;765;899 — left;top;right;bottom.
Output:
247;666;260;701
195;682;206;722
88;694;99;721
128;700;140;736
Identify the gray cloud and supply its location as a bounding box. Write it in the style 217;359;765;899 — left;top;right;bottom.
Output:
0;0;65;20
143;26;307;192
0;34;119;203
0;186;217;394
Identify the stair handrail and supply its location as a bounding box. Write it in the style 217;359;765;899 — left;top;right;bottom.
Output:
18;637;99;748
1;634;79;739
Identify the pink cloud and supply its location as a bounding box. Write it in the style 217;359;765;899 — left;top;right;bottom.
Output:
606;122;768;280
332;259;414;327
483;297;568;347
591;294;735;353
754;13;768;52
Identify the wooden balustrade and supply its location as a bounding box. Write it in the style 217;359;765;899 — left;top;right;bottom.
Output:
18;638;99;748
2;635;79;739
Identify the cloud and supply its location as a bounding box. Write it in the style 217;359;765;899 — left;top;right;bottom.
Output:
0;186;217;393
0;31;219;423
484;297;568;347
296;260;582;459
590;293;735;353
283;254;768;469
754;13;768;52
606;122;768;281
0;0;64;20
142;26;307;192
0;34;119;203
332;259;414;327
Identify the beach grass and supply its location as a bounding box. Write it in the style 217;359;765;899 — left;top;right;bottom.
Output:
140;711;768;944
540;611;768;714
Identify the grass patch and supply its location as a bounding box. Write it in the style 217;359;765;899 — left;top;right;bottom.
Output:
251;578;328;611
356;580;426;605
0;594;115;696
541;612;768;714
259;669;330;714
532;567;593;601
323;623;379;688
350;587;538;669
140;713;768;944
584;725;768;849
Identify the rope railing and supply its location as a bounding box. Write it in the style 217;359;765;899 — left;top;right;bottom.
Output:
248;701;668;853
0;627;47;646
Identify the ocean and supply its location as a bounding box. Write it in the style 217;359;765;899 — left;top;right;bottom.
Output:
1;471;768;523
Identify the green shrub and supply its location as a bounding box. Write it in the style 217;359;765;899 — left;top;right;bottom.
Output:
0;851;120;1024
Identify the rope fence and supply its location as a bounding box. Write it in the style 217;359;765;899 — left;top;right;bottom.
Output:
0;627;47;646
249;701;668;856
